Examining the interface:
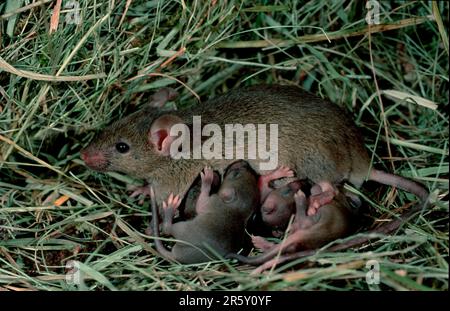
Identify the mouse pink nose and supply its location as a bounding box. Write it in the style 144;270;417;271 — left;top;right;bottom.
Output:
219;188;236;203
81;149;107;170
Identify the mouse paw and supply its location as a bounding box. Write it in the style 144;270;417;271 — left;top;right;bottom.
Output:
262;166;294;183
252;236;275;252
200;166;214;191
162;193;181;214
149;87;179;108
307;190;335;216
128;185;151;204
273;166;295;179
161;193;181;233
275;165;294;178
163;193;182;211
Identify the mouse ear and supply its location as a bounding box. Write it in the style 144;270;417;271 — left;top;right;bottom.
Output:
150;129;169;155
149;114;185;156
148;88;179;109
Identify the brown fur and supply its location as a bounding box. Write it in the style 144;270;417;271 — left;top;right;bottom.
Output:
82;85;427;203
83;85;364;199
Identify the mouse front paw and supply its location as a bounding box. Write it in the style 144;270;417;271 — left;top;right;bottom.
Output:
163;193;182;212
128;184;152;204
259;166;294;188
271;166;295;180
265;165;294;182
149;87;179;108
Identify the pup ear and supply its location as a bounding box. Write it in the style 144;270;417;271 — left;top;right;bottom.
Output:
149;114;185;156
148;88;179;108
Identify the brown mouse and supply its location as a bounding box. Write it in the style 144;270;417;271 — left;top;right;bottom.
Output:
228;182;355;265
257;165;354;237
256;165;305;236
81;85;429;245
260;178;360;236
251;194;427;273
260;180;309;237
151;161;259;264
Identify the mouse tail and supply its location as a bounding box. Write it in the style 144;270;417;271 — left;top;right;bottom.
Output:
150;188;176;262
369;169;429;202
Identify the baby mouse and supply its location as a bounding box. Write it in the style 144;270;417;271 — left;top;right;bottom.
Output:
257;165;343;237
151;161;259;264
228;182;355;266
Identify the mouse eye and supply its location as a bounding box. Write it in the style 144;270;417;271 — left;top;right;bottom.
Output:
116;142;130;154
